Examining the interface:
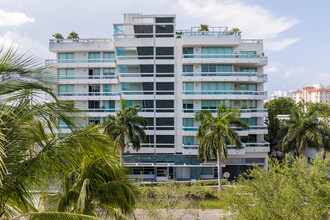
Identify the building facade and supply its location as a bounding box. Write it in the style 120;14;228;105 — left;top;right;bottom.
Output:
268;90;292;101
47;13;269;181
292;84;330;104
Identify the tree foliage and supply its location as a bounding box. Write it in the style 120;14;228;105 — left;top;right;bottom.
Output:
222;154;330;219
68;32;79;39
264;97;296;155
198;24;209;31
194;104;249;188
307;102;330;122
52;33;64;39
103;99;147;167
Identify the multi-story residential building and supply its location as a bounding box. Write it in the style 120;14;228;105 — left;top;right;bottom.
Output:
292;84;330;104
46;13;269;181
267;90;292;101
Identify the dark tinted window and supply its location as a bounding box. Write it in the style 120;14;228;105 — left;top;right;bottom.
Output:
140;65;154;73
156;65;174;73
88;101;100;109
156;100;174;108
142;83;154;90
146;135;154;143
134;25;153;33
156;118;174;126
156;17;174;23
156;47;174;55
156;82;174;90
156;25;174;33
156;135;174;143
146;118;154;126
142;100;154;108
137;47;154;56
183;65;193;72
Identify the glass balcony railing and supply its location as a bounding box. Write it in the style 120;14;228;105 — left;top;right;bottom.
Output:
58;92;120;96
58;75;117;80
182;109;268;113
182;91;267;95
182;54;265;59
183;126;267;131
182;142;269;150
121;91;174;95
50;38;112;43
241;39;263;44
182;72;259;77
45;59;115;64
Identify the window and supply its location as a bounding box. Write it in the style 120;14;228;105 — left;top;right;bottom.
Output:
129;167;154;175
89;68;100;78
183;65;193;73
156;65;174;73
240;51;257;58
155;25;174;34
103;68;115;75
137;47;153;59
88;101;100;109
58;69;74;79
103;101;115;110
103;85;111;92
156;17;174;23
134;25;153;33
103;52;115;59
156;100;174;112
183;118;194;127
89;117;101;125
183;48;193;54
183;136;195;145
240;100;257;109
201;47;232;54
201;65;232;72
156;82;174;90
202;100;232;109
116;48;126;56
88;52;100;62
183;82;194;91
241;118;257;126
156;117;174;130
156;47;174;59
58;85;74;94
240;84;257;91
201;83;232;90
241;67;257;72
140;65;154;73
240;135;257;143
183;100;193;112
156;135;174;143
58;53;74;63
89;85;100;94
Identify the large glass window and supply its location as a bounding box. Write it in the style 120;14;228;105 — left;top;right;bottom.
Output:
183;82;194;91
183;100;193;111
58;53;74;63
240;51;257;58
103;85;111;92
156;135;174;143
202;100;232;109
201;83;232;90
201;47;232;54
88;101;100;109
137;47;153;57
183;65;193;73
156;118;174;130
58;85;74;93
183;136;195;145
240;100;257;109
241;67;257;72
156;17;174;23
156;100;174;112
183;118;194;127
156;47;174;59
183;48;193;54
103;52;115;59
58;69;74;79
103;100;115;110
156;65;174;73
156;82;174;90
88;52;100;62
89;68;100;78
241;118;257;126
240;84;257;91
103;68;115;75
89;85;100;94
89;117;101;125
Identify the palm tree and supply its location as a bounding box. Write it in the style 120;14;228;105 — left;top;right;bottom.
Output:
41;154;137;219
194;104;249;189
52;33;64;39
0;47;132;219
198;24;209;32
278;106;330;156
68;31;79;39
103;100;147;167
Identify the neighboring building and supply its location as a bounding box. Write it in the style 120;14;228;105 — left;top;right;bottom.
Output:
46;13;269;181
268;90;292;101
292;84;330;104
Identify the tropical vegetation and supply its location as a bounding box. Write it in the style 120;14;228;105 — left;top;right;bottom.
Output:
103;99;147;167
52;33;64;39
68;31;79;39
198;24;209;32
194;104;249;189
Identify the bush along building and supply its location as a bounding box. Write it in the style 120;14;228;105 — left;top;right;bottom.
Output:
47;13;269;181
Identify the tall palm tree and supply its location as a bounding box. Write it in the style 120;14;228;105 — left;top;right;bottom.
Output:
278;106;330;156
0;47;132;219
194;104;249;189
103;100;147;167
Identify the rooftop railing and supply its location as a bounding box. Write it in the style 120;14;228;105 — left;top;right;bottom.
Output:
46;59;115;64
49;38;112;43
241;39;263;44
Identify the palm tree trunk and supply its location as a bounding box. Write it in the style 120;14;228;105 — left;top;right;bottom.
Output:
217;148;222;190
120;146;124;167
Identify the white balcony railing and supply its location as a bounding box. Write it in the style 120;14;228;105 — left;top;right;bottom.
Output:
45;59;115;64
182;90;267;96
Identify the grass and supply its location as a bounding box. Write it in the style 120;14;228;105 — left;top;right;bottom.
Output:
197;199;229;209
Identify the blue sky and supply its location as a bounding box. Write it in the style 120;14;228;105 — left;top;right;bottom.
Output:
0;0;329;93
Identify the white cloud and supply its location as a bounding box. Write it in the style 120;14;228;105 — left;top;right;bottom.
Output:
266;64;279;74
177;0;299;51
319;73;330;84
0;9;34;27
0;31;52;59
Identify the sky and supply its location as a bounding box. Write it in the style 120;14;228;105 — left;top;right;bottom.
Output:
0;0;329;93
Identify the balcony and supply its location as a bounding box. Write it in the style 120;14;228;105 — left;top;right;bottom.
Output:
182;90;267;100
182;125;267;136
121;90;174;100
182;72;267;82
182;109;268;118
116;55;175;65
127;143;175;154
57;92;121;101
58;75;118;84
182;54;268;66
45;59;116;68
49;38;114;52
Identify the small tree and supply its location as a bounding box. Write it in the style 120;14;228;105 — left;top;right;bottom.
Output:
52;33;64;39
67;31;79;39
229;28;240;32
198;24;209;32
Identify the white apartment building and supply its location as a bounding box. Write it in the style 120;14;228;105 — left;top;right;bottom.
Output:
268;90;292;101
46;13;269;181
292;84;330;104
